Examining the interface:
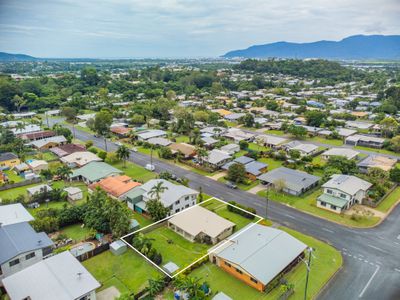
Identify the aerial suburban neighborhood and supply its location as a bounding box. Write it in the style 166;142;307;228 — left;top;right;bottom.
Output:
0;1;400;299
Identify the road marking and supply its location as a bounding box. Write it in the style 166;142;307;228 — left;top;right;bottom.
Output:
359;265;380;298
358;254;364;257
397;235;400;240
364;260;369;263
322;227;334;233
284;213;296;219
395;242;400;245
342;248;348;251
367;244;385;252
395;268;400;273
369;262;375;266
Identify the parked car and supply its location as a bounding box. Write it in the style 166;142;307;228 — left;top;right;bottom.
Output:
226;181;237;189
132;147;138;152
145;164;155;171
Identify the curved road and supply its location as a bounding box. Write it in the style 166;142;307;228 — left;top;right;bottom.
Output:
55;120;400;299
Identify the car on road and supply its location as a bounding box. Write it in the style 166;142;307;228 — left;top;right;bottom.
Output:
145;164;155;171
132;147;138;152
226;181;237;189
115;142;123;146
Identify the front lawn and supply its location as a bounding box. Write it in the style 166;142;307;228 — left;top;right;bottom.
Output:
217;176;260;191
248;143;270;152
145;226;210;271
3;170;24;183
354;145;400;157
110;160;157;182
200;198;258;231
309;137;343;146
83;250;161;294
264;129;286;136
257;189;380;227
0;183;42;201
175;226;342;300
375;186;400;213
258;157;284;170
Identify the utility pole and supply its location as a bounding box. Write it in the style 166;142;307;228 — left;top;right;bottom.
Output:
265;183;270;220
304;247;314;300
104;136;108;152
45;111;49;128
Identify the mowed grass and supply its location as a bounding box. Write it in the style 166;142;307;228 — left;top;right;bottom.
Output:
60;224;92;242
257;189;380;228
217;176;260;191
375;186;400;213
3;170;24;183
145;226;209;270
181;226;342;300
258;157;284;170
83;250;161;294
110;160;156;182
309;136;344;146
264;129;286;136
354;145;400;157
0;183;42;200
200;198;258;231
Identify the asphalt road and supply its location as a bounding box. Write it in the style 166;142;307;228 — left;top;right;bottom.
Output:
54;119;400;299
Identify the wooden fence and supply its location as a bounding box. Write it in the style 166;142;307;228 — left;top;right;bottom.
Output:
0;177;42;191
75;243;110;262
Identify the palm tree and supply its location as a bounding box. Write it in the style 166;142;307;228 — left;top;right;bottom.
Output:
146;277;165;297
116;144;130;168
195;147;208;165
148;181;168;202
56;165;73;181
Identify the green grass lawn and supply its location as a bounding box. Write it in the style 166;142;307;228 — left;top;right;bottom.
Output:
258;157;284;170
3;170;24;183
110;160;157;183
175;135;190;143
311;155;326;166
264;129;286;136
257;189;380;227
28;201;71;216
233;150;248;158
354;145;400;157
200;198;258;231
83;250;161;294
218;176;260;191
130;211;154;227
375;186;400;213
145;226;210;271
177;226;342;300
0;183;41;201
309;137;343;146
60;224;92;242
248;143;270;152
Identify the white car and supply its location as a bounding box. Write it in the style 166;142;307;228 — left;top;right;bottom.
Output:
132;147;138;152
115;142;123;146
145;164;155;171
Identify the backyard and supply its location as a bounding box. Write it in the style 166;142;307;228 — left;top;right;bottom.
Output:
83;250;161;294
109;160;157;183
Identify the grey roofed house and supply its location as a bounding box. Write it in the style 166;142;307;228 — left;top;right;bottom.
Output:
28;135;67;149
213;224;307;286
147;137;172;147
3;251;100;300
336;128;357;137
11;124;41;135
291;143;319;155
212;292;233;300
136;129;167;140
70;161;123;183
257;167;320;195
322;148;360;160
0;222;53;265
26;184;53;196
201;136;218;145
13;162;29;173
357;155;397;172
256;135;287;148
322;174;372;196
223;128;255;142
200;126;227;137
204;149;232;166
138;179;199;208
163;261;179;275
0;203;34;226
245;161;268;176
224;112;246;121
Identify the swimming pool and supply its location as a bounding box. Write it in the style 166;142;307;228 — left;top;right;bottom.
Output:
69;242;95;257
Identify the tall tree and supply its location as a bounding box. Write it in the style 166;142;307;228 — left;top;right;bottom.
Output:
116;144;130;168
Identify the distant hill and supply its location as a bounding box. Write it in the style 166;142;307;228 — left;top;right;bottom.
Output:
223;35;400;60
0;52;38;61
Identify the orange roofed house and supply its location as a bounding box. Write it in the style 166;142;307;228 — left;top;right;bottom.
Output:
89;175;141;199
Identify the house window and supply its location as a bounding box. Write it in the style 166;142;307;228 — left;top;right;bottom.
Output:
185;196;189;201
175;200;180;205
224;261;231;268
26;252;36;260
327;189;333;194
0;266;2;275
250;277;258;284
320;201;326;207
339;193;347;199
9;258;20;267
185;204;189;208
331;205;337;210
175;208;180;213
235;268;243;274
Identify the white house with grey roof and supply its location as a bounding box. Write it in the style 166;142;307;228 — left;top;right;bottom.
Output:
257;167;320;196
0;203;34;226
322;148;360;160
125;179;199;215
210;224;307;291
317;175;372;213
137;129;167;141
0;222;53;282
3;251;100;300
203;149;232;169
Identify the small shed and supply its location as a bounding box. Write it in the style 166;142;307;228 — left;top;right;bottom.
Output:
130;219;140;231
63;187;83;201
163;262;179;275
212;292;232;300
110;240;127;256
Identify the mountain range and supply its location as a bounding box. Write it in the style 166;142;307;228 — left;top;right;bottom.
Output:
0;52;37;61
223;35;400;60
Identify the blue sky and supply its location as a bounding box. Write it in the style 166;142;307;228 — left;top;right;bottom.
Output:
0;0;399;58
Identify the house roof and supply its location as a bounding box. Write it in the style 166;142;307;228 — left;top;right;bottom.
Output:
245;161;268;176
70;162;123;182
357;155;397;171
89;175;141;198
21;130;55;141
27;184;53;195
0;203;34;226
257;135;287;146
139;179;199;207
11;124;41;135
205;149;232;165
27;160;48;169
0;152;18;162
322;174;372;196
137;129;166;140
110;126;131;135
3;251;100;300
212;292;233;300
220;144;240;152
345;134;385;144
0;222;53;265
291;143;319;154
214;224;307;285
63;187;82;195
234;156;254;165
257;167;320;193
317;193;348;208
322;148;360;159
201;136;218;145
61;151;102;167
169;143;196;156
147;137;172;147
168;206;235;238
50;143;86;157
29;136;67;148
